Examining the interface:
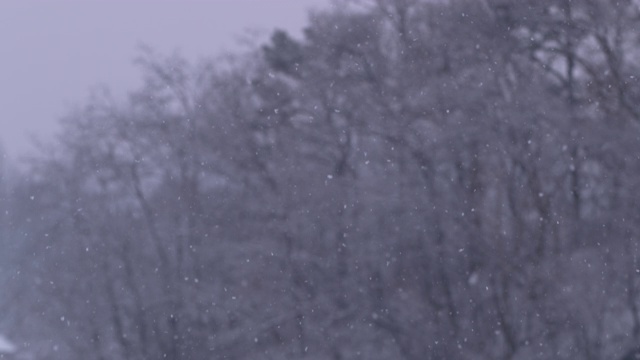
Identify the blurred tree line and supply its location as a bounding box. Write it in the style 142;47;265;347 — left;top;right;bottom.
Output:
3;0;640;359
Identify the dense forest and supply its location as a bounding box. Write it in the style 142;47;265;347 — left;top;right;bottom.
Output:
2;0;640;359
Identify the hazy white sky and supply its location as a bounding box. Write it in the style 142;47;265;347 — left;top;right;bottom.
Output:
0;0;330;158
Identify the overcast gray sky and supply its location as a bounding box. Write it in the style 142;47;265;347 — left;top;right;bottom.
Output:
0;0;330;158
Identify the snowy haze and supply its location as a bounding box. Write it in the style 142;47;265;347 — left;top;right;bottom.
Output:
0;0;329;158
3;1;640;359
